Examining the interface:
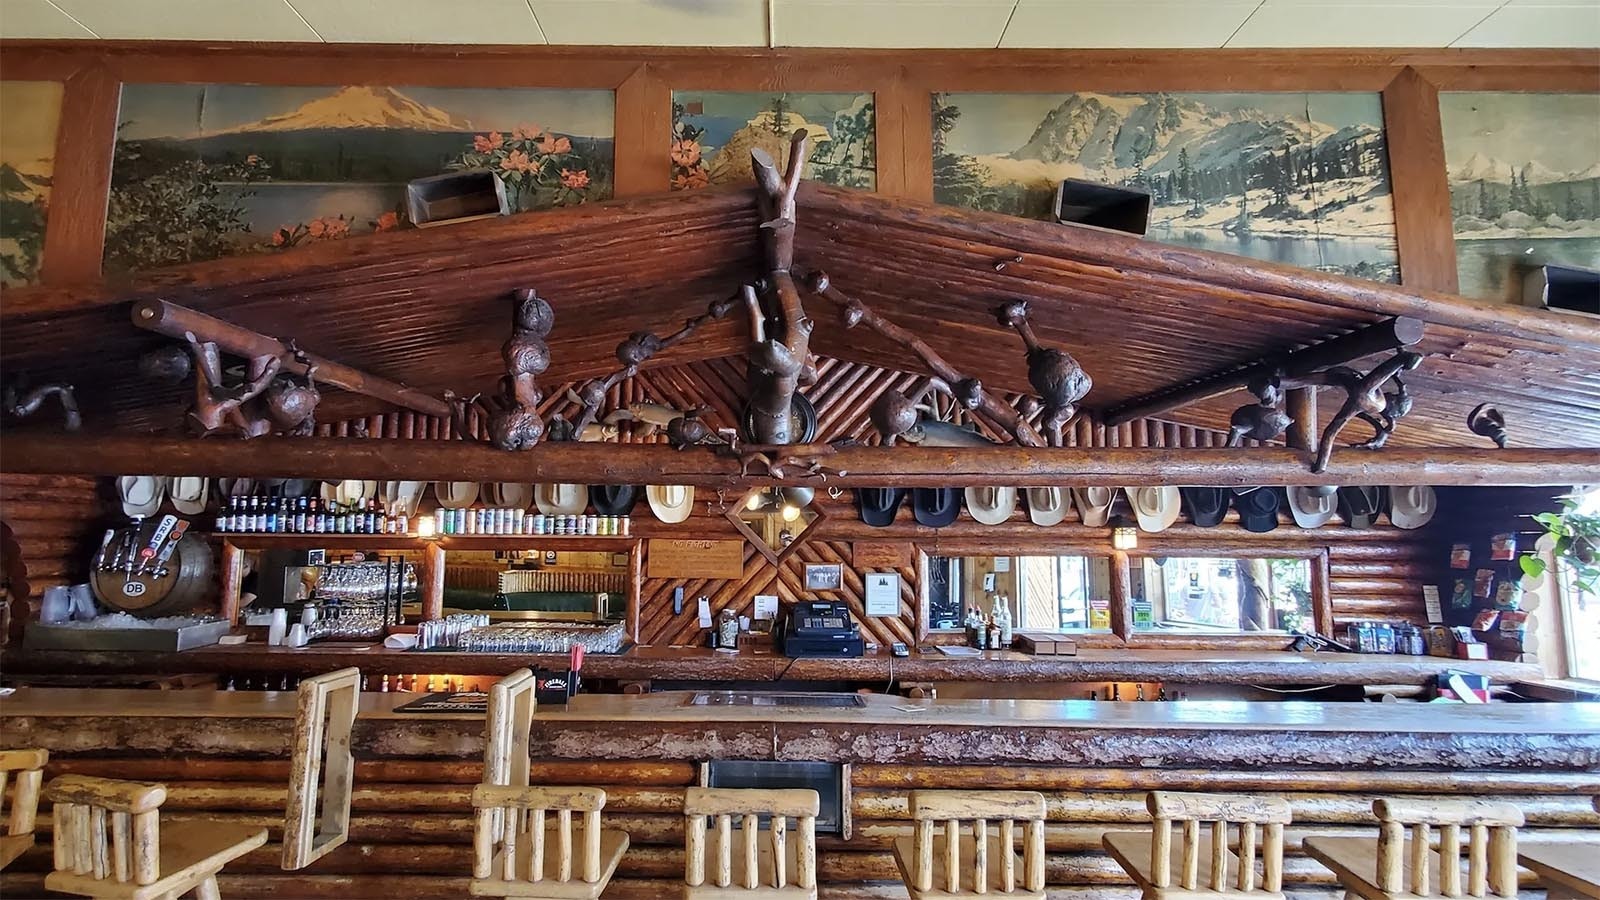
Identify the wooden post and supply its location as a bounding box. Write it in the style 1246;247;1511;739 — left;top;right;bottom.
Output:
219;541;245;626
1285;387;1317;453
1383;67;1460;294
421;542;445;623
1109;551;1132;641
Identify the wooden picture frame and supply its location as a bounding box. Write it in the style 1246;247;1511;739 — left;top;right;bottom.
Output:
804;563;844;592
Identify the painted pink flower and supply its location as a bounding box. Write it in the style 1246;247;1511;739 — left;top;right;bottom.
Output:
326;216;350;238
671;139;702;167
560;168;590;190
271;228;291;247
474;132;505;153
373;211;400;232
307;218;327;238
537;133;572;155
502;150;534;172
673;169;709;190
512;123;544;142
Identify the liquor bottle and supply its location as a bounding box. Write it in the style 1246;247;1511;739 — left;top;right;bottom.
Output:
295;496;308;534
366;499;378;535
245;497;259;532
229;497;242;533
266;497;279;534
216;497;230;533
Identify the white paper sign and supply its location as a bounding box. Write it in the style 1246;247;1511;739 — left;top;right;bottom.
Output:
754;594;779;621
864;573;900;617
697;596;713;628
993;558;1010;572
1423;585;1443;624
983;573;997;591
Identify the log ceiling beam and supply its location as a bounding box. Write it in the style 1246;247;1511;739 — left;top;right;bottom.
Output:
130;298;451;419
2;433;1592;489
1102;316;1426;427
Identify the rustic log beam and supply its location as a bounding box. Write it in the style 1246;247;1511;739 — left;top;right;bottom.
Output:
745;130;816;446
1285;388;1318;453
1103;316;1426;426
2;433;1593;488
130;299;451;419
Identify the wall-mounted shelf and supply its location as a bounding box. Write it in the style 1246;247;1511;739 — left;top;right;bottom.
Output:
215;533;424;550
438;535;638;552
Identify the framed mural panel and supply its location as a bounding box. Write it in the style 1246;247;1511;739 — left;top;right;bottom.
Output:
1440;92;1600;304
931;91;1399;282
104;84;615;274
671;91;875;191
0;80;64;287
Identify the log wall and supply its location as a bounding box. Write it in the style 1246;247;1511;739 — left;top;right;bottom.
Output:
0;473;107;631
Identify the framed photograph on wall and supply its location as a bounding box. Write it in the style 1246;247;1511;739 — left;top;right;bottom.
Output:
804;563;843;592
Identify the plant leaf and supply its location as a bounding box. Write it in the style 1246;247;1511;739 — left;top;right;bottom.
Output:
1520;555;1548;579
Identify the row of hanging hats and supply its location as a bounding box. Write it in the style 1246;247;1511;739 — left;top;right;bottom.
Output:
855;483;1437;532
432;481;696;523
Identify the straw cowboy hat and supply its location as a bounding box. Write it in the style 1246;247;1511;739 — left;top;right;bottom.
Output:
1072;487;1119;527
646;485;694;524
169;476;209;516
435;481;479;510
118;475;168;518
964;486;1017;526
1024;487;1071;527
536;482;588;517
1287;485;1338;528
381;481;427;517
1129;486;1181;533
1388;485;1438;530
486;483;535;510
336;480;377;506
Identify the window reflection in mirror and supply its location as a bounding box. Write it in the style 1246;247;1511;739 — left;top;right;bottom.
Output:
925;555;1113;633
1131;556;1312;633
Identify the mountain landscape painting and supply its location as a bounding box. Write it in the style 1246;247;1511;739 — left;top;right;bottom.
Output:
1439;92;1600;303
671;91;874;191
106;84;615;274
933;92;1399;282
0;80;63;287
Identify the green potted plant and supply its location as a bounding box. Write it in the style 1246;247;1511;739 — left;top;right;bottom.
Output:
1520;497;1600;595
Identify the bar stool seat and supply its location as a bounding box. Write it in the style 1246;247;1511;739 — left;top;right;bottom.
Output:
1101;831;1242;897
47;821;268;900
684;837;809;900
889;790;1047;900
0;748;48;870
1100;792;1291;900
1518;842;1600;900
1302;798;1523;900
891;834;1039;899
473;824;629;899
1301;836;1446;900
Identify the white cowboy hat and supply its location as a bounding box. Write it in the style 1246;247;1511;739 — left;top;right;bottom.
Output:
118;476;168;518
1129;486;1181;533
435;481;479;510
335;480;377;506
1287;485;1338;528
320;481;340;502
1389;485;1438;530
646;485;694;524
1071;487;1119;527
487;483;535;510
1025;486;1071;527
964;486;1017;526
392;481;426;517
170;476;209;516
536;483;588;517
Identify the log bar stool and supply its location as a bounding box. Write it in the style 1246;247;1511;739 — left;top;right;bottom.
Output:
1517;795;1600;899
891;790;1047;899
1304;798;1524;899
681;787;819;900
0;748;48;870
470;785;630;898
43;775;267;900
1102;791;1292;899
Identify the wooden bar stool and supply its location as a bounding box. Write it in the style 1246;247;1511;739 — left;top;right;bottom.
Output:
1102;791;1292;899
1304;798;1524;899
1518;793;1599;900
681;787;819;900
470;784;629;898
891;789;1047;899
43;774;267;900
1;748;48;870
282;667;360;871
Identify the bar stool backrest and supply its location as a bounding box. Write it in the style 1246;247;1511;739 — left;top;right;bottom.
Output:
45;775;167;886
682;787;819;893
472;785;607;886
906;790;1048;895
282;667;361;870
485;668;535;788
1;748;48;843
1146;791;1292;894
1372;798;1523;898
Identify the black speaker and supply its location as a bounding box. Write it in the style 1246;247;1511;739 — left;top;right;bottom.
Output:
1524;263;1600;318
1053;178;1152;236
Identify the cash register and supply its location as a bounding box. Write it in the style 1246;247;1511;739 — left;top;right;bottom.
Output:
776;600;865;658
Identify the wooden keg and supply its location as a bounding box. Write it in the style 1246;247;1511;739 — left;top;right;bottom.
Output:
91;533;215;618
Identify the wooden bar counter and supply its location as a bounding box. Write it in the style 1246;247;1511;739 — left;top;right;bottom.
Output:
2;688;1597;899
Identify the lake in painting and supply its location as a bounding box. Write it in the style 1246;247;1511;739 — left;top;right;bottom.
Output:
106;84;615;274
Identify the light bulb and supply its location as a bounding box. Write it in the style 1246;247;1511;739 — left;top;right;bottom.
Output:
746;492;764;511
781;503;800;522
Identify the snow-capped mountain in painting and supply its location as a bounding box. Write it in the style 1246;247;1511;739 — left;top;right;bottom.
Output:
205;86;474;135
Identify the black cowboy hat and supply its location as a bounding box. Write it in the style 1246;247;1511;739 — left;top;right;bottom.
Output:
912;487;960;528
1235;487;1282;533
857;487;905;528
1337;486;1384;529
1180;487;1228;528
589;484;639;516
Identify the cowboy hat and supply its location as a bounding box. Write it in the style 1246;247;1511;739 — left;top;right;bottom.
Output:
1129;486;1181;533
1286;485;1338;528
912;487;960;528
218;478;256;498
282;479;315;498
435;481;479;510
1180;487;1227;528
1388;485;1438;530
488;483;535;510
336;480;377;506
590;485;640;516
1025;486;1071;527
646;485;694;524
856;487;905;528
1337;486;1384;529
964;486;1017;526
1236;487;1283;533
383;481;426;517
170;476;209;516
1072;487;1119;527
118;475;167;518
537;483;588;517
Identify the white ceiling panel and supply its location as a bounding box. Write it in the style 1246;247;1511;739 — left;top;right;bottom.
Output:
1228;1;1505;46
1002;0;1260;48
0;0;96;37
775;0;1015;48
1455;3;1600;44
49;0;321;41
289;0;547;44
528;0;766;45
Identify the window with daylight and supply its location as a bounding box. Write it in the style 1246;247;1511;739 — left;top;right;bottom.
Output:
1558;487;1600;681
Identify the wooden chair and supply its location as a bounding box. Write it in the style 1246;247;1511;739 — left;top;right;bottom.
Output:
43;774;267;900
485;668;536;788
281;666;360;870
1304;798;1524;899
470;784;630;898
1102;791;1292;899
1;748;48;870
891;789;1047;899
681;787;819;900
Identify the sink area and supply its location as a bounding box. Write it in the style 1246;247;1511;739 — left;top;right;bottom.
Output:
687;691;866;708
